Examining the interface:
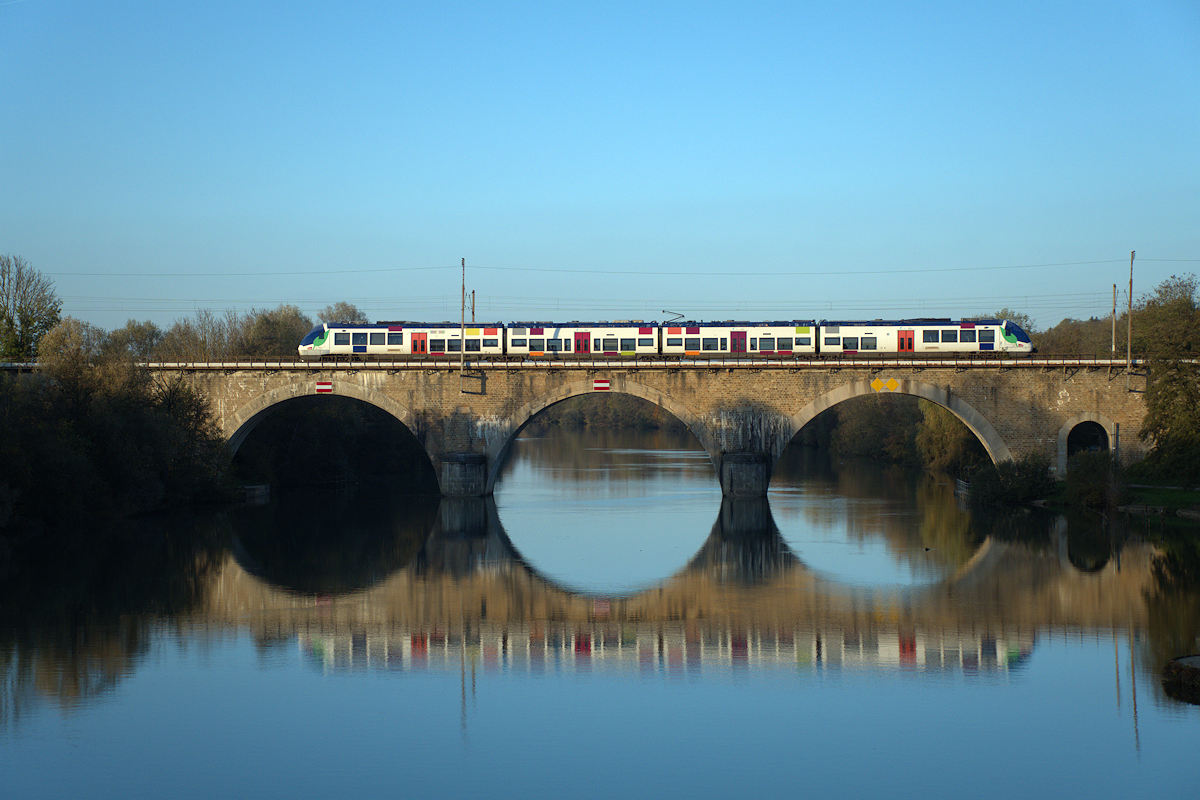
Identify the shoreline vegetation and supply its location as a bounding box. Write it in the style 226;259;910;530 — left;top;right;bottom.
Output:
4;255;1200;573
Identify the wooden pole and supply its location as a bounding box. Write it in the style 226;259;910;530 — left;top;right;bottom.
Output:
460;257;466;376
1127;251;1134;370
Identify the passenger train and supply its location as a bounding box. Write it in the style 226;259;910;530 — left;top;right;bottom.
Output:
297;318;1034;359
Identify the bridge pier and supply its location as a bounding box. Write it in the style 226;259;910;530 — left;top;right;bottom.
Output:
440;453;489;497
719;452;770;498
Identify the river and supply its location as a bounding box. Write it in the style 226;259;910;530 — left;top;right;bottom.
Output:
2;427;1198;798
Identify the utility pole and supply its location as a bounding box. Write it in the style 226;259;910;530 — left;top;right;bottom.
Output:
471;290;476;324
1127;251;1134;370
1111;284;1117;354
460;257;466;376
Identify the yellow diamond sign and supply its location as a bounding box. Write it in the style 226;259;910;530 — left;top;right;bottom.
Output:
871;377;899;392
870;378;884;392
886;378;899;392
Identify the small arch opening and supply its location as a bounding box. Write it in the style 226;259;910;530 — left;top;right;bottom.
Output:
1067;420;1109;458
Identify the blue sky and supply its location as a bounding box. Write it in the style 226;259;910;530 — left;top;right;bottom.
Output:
2;0;1197;331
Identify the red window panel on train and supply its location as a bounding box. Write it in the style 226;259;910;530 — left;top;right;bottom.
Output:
898;329;914;352
686;326;700;335
639;326;653;335
668;327;682;334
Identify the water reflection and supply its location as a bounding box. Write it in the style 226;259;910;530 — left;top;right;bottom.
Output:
4;432;1200;737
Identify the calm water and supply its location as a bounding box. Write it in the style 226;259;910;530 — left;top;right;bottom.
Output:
3;428;1199;798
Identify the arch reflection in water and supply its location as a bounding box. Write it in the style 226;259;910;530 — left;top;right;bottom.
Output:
769;449;984;586
230;484;439;595
492;428;723;594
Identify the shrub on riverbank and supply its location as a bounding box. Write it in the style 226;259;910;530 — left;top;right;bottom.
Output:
1064;451;1126;509
969;453;1056;507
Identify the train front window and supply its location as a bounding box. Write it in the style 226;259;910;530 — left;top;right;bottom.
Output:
300;326;326;346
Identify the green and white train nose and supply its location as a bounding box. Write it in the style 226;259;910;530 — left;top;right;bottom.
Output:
298;324;331;358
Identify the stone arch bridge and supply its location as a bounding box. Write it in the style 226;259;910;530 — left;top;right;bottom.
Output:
153;357;1147;497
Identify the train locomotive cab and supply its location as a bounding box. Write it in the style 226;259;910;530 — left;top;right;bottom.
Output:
297;324;330;359
1001;320;1035;354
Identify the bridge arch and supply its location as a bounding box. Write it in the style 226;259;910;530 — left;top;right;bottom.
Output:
224;379;430;482
1057;412;1117;476
483;378;714;493
787;377;1014;465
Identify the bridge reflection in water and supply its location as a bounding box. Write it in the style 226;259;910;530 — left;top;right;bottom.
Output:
212;494;1157;681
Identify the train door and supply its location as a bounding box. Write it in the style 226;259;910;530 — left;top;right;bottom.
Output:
898;329;914;353
731;331;747;354
412;332;428;355
574;332;590;355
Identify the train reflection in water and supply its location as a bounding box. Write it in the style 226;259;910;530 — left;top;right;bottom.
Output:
299;623;1033;676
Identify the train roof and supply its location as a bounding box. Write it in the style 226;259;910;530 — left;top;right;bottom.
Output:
819;318;1010;326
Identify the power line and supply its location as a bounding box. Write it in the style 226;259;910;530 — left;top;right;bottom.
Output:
46;258;1134;279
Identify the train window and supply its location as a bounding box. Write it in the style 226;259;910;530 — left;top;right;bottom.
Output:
511;338;527;348
922;331;939;343
603;338;619;350
529;338;544;350
959;330;976;343
720;338;727;350
685;337;700;350
979;329;995;343
483;338;499;347
843;337;859;350
667;337;683;347
797;336;811;346
387;333;403;345
352;332;368;345
702;338;719;350
620;338;635;350
777;337;793;350
760;337;775;350
447;340;462;352
370;332;385;345
545;339;562;351
638;338;654;347
824;337;841;346
941;330;958;343
750;338;757;350
510;327;526;336
335;333;350;346
861;337;877;350
429;338;446;351
465;339;481;352
563;340;571;351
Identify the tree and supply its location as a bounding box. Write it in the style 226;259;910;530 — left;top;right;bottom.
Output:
0;254;62;361
235;305;313;358
978;307;1037;335
103;320;164;362
1135;274;1200;483
318;302;368;324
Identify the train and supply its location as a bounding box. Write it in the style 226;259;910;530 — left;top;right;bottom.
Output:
297;318;1034;359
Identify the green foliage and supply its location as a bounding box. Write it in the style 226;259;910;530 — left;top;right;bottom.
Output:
1064;451;1125;509
1037;316;1117;356
524;393;687;433
969;453;1055;507
830;394;921;463
0;254;61;361
1134;274;1200;485
977;307;1037;334
915;400;987;474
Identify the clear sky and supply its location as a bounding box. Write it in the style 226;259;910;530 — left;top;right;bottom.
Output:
2;0;1197;331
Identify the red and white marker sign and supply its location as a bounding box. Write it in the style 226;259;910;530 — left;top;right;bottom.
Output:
592;379;610;391
316;381;333;393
